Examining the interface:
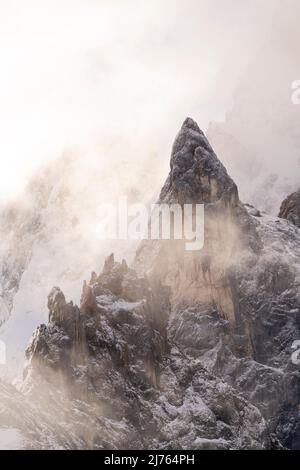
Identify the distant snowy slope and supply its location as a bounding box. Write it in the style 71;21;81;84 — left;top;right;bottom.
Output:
0;146;162;378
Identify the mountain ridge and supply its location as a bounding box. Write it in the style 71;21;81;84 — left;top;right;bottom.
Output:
1;119;300;449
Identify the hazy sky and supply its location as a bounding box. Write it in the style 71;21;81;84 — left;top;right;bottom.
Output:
0;0;287;200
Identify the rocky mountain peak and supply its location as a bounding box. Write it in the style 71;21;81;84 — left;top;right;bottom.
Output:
4;119;300;450
135;119;259;323
48;287;67;320
181;116;202;132
160;117;239;206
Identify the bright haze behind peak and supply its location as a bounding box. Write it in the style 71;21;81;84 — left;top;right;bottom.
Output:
0;0;287;201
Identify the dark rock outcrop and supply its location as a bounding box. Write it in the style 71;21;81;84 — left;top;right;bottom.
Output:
279;189;300;228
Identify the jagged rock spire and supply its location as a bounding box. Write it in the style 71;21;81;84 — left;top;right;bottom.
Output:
159;117;239;206
47;287;67;322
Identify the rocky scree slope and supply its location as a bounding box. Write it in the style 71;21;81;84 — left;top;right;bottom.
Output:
10;118;300;449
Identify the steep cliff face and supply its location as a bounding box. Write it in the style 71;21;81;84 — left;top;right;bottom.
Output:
167;208;300;448
4;119;300;449
134;118;259;324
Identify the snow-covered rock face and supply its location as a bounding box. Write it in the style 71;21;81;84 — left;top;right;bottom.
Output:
2;119;300;449
20;254;269;450
159;117;239;206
